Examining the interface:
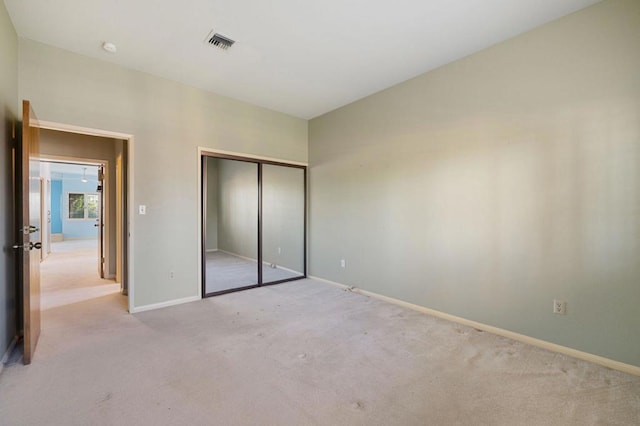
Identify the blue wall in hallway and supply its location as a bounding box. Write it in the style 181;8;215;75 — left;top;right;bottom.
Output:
51;179;62;233
51;173;100;239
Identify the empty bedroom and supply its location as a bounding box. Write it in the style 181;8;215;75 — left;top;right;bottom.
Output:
0;0;639;424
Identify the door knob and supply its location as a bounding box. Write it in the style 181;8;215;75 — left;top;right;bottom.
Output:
12;241;41;251
22;225;39;234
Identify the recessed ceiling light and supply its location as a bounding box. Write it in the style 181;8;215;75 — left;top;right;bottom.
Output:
102;42;117;53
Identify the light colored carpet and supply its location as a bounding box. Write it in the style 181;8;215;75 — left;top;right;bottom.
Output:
205;251;302;294
1;247;639;424
41;239;121;310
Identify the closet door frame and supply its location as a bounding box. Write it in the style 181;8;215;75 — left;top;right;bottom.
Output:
201;152;307;298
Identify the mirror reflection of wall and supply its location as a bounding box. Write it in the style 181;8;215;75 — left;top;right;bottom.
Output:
203;156;306;297
205;158;258;294
262;164;305;284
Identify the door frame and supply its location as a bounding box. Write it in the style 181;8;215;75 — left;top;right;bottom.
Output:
35;120;135;313
198;147;308;298
40;157;110;278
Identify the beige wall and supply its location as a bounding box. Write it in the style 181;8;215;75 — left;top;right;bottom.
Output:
309;0;640;366
39;129;120;278
0;0;18;357
216;159;259;259
205;158;219;251
18;39;308;309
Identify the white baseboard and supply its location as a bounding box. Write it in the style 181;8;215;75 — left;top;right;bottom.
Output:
0;336;19;376
206;249;219;253
130;295;201;314
218;249;257;264
217;250;302;275
308;275;640;377
266;263;303;276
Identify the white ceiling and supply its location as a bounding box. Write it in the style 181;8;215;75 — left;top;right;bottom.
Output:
5;0;600;119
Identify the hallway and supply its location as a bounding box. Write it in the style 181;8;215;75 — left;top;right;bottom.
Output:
41;239;122;311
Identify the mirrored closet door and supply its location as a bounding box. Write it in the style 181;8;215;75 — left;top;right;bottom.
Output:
262;164;305;284
202;154;306;297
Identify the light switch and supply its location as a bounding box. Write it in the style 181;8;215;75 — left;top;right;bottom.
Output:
139;205;146;215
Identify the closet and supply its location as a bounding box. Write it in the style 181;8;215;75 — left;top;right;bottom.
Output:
202;154;306;296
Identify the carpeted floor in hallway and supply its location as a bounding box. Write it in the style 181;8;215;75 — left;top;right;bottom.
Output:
40;239;122;311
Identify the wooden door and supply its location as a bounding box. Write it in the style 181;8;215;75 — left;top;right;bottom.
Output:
20;100;41;365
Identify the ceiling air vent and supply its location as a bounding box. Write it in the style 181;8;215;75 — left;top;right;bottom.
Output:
205;31;235;50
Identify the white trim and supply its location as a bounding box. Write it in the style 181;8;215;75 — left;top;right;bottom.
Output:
37;120;132;140
218;249;257;264
127;136;135;313
205;248;219;253
211;249;303;276
264;262;302;276
129;295;201;314
0;337;19;375
41;155;110;275
309;275;640;377
39;154;103;167
199;147;308;166
310;276;351;290
33;119;135;313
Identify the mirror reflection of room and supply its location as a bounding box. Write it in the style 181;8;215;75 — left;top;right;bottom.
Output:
262;164;305;284
204;158;259;294
203;156;305;296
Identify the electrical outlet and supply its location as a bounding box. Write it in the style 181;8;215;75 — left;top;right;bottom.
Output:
340;259;346;268
169;271;174;279
553;299;566;315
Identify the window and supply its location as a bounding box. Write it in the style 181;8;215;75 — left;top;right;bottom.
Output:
68;193;100;220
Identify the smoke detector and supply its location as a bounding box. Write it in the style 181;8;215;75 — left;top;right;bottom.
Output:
102;42;117;53
205;31;235;50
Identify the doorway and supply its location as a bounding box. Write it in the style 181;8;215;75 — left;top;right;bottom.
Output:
201;153;306;297
37;155;124;314
14;103;133;365
34;127;130;312
40;160;106;275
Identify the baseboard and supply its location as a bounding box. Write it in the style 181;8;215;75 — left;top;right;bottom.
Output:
217;250;301;275
266;263;303;275
0;336;19;376
309;275;640;377
206;249;219;253
218;249;257;264
129;295;201;314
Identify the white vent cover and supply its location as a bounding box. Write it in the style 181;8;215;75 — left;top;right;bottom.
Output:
205;31;235;50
